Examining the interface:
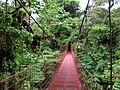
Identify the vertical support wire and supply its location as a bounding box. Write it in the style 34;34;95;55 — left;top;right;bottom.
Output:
29;0;31;26
79;0;90;35
6;0;8;14
15;0;17;6
108;0;113;90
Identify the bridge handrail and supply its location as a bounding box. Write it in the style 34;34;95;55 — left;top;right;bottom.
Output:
0;63;41;84
76;58;103;90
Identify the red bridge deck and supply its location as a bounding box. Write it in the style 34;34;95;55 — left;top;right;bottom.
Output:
48;52;81;90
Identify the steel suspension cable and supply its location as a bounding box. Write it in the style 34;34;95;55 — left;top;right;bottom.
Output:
0;63;40;83
108;0;114;90
76;0;114;89
0;63;46;90
16;0;51;39
5;71;32;90
79;0;90;36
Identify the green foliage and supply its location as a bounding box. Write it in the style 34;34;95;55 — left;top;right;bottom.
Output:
76;4;120;89
0;0;120;89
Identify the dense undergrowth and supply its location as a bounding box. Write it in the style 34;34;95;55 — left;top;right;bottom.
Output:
0;0;120;90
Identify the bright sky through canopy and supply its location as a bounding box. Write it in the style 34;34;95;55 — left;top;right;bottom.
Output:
1;0;120;10
79;0;92;10
79;0;120;10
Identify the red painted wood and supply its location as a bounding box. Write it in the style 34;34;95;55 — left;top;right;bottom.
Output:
48;52;81;90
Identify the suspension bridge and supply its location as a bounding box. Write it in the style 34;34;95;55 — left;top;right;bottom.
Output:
0;43;102;90
0;0;114;90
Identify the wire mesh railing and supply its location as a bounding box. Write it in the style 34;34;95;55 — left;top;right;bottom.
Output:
0;54;61;90
76;59;103;90
0;63;42;90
